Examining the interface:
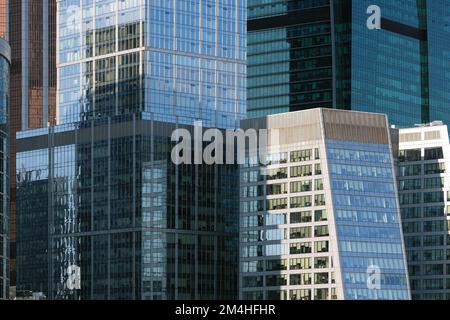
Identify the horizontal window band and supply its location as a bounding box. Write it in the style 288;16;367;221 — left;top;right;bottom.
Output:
248;7;331;31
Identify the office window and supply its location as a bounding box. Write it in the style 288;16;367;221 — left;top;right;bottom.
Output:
424;191;444;203
314;273;329;285
265;214;287;226
290;180;312;193
404;236;421;247
424;147;443;160
267;198;288;210
314;288;328;300
290;274;312;286
267;183;288;195
314;225;329;237
266;275;287;287
290;258;311;270
315;179;324;191
403;221;421;233
314;210;327;222
290;242;312;255
290;211;312;224
423;206;444;218
423;235;444;246
314;257;329;269
290;165;312;178
290;289;311;300
290;227;312;239
266;229;287;241
398;179;422;191
423;279;443;290
266;153;288;165
399;164;421;176
423;249;444;261
423;220;445;232
423;264;444;276
242;291;264;300
399;149;421;162
266;290;287;300
424;177;444;189
407;250;421;262
291;149;312;162
331;287;337;299
266;259;288;271
265;167;288;180
290;196;312;208
243;215;262;228
401;207;422;219
243;261;264;273
409;265;421;276
314;194;326;206
315;163;322;175
399;193;422;205
314;241;329;253
424;162;445;174
243;276;263;288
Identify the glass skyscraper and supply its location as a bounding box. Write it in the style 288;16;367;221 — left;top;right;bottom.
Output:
240;108;410;300
57;0;245;127
247;0;450;128
395;123;450;300
0;0;9;300
16;0;246;299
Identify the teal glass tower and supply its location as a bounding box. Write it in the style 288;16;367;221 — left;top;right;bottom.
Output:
16;0;246;300
247;0;450;128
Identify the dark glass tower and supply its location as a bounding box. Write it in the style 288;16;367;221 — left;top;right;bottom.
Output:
247;0;450;128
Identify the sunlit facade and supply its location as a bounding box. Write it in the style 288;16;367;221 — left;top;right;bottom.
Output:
57;0;245;127
240;108;410;300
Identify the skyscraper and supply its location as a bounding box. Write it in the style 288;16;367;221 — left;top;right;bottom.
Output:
16;0;246;299
240;108;410;300
8;0;57;289
247;0;450;128
0;0;9;300
395;123;450;300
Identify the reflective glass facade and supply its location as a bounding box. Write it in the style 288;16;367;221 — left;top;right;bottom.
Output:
248;0;450;128
0;0;9;299
327;140;409;299
57;0;246;128
348;0;424;126
17;116;239;300
240;109;410;300
17;0;245;300
248;0;332;117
